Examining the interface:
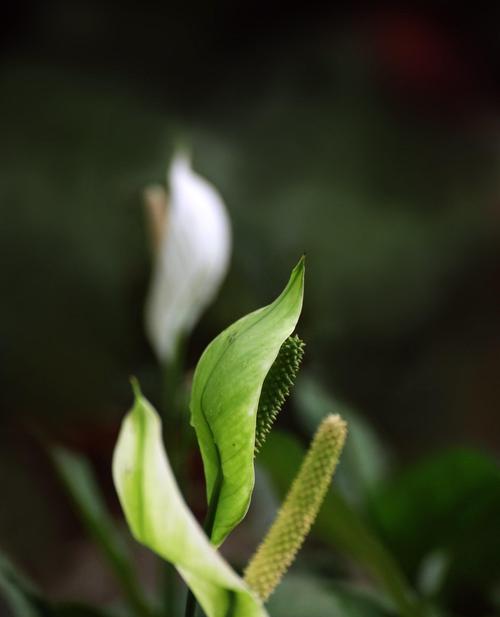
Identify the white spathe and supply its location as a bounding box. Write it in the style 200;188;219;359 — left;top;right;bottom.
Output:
145;153;232;361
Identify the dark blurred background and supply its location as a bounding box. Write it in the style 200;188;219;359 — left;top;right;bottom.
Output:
1;3;500;616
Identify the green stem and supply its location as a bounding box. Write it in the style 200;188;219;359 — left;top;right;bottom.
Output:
184;468;223;617
184;587;198;617
160;337;187;617
161;337;186;424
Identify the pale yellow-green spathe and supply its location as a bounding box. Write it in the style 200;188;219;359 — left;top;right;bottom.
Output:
112;384;267;617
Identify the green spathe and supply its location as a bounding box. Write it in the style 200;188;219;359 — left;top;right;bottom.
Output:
190;257;305;546
112;383;267;617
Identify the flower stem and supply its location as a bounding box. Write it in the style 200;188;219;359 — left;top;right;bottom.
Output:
184;466;223;617
160;337;187;616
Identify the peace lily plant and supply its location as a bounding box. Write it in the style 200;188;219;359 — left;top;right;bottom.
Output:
115;156;347;616
0;153;438;617
11;155;350;617
113;256;347;617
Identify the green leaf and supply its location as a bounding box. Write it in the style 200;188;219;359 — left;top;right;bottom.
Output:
0;553;44;617
50;448;153;617
259;430;424;617
294;373;389;505
112;382;268;617
267;575;392;617
0;553;114;617
190;257;305;546
369;449;500;608
265;575;344;617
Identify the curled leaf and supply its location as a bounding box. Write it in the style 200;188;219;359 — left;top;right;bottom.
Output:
112;382;267;617
190;257;305;546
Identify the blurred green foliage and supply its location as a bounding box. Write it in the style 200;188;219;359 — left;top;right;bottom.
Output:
267;575;391;617
369;449;500;613
0;553;114;617
51;448;154;617
259;426;422;617
293;373;389;505
1;51;499;440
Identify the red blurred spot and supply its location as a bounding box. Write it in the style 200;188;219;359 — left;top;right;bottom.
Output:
369;10;474;98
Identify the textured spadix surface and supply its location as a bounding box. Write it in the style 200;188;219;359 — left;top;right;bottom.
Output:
112;384;267;617
244;414;347;601
255;334;305;453
190;258;305;546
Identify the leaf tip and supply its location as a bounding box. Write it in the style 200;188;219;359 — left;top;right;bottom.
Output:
295;254;306;275
129;376;142;401
282;255;305;302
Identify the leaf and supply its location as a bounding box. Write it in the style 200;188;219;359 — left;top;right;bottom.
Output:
266;575;392;617
190;257;305;546
0;553;44;617
328;583;395;617
259;430;423;617
0;553;114;617
265;575;344;617
50;448;153;617
294;373;389;505
112;382;267;617
368;449;500;608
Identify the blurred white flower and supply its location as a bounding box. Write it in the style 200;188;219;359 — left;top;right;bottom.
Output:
144;153;232;362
